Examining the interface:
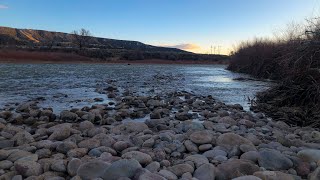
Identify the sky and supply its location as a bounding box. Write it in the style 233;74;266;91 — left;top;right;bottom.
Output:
0;0;319;54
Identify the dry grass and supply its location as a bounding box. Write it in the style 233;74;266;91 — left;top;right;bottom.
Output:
228;18;320;127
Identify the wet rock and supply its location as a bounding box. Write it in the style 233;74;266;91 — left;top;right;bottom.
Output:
297;149;320;163
122;151;152;165
189;131;213;144
102;159;142;180
216;159;260;180
77;160;110;180
258;149;293;170
167;164;194;177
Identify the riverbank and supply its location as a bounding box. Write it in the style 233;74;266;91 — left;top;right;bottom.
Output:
0;50;229;65
1;87;320;179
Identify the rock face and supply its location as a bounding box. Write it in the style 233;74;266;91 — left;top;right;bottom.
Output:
258;149;293;170
216;133;255;152
102;159;142;180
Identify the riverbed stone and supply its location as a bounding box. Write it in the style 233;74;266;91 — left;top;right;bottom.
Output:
102;159;142;180
14;160;43;177
122;151;152;165
193;163;215;180
77;160;110;180
216;133;255;152
253;171;296;180
167;164;194;177
216;159;260;180
258;149;293;170
67;158;82;176
297;149;320;163
190;131;213;144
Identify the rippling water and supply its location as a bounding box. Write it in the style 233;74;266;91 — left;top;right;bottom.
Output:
0;63;272;112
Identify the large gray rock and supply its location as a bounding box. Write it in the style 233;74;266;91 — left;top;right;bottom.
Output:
102;159;142;180
12;131;35;145
258;149;293;170
184;154;209;168
254;171;297;180
60;110;78;121
190;131;213;144
67;158;82;176
184;140;199;153
77;160;110;180
158;169;178;180
310;167;320;180
111;122;148;134
232;175;262;180
48;126;71;141
121;151;152;165
297;149;320;163
193;163;215;180
167;164;194;177
0;160;13;169
216;133;255;152
216;159;260;180
14;160;43;177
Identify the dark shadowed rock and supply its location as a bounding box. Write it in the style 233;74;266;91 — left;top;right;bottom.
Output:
77;160;110;180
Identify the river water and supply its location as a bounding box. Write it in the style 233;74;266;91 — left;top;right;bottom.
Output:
0;63;272;113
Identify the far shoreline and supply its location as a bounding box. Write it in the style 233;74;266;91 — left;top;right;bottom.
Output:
0;49;229;65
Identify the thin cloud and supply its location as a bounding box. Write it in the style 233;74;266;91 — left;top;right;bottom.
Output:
0;5;8;9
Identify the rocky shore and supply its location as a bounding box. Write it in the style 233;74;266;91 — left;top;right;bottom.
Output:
1;88;320;180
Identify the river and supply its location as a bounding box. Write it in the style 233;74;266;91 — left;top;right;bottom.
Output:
0;63;272;113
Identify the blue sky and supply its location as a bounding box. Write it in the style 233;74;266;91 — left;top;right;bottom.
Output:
0;0;319;54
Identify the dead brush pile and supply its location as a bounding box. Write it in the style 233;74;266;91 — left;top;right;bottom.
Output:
228;19;320;127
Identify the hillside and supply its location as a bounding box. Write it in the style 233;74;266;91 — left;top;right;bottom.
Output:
0;26;229;63
0;26;185;53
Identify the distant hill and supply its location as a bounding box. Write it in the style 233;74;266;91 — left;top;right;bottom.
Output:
0;26;229;63
0;26;186;53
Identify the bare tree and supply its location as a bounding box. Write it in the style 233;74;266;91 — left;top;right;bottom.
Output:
71;28;92;50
